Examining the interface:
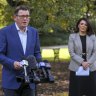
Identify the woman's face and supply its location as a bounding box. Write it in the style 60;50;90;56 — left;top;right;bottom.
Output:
78;20;88;33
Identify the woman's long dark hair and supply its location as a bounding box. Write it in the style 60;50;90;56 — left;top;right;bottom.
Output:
75;18;94;36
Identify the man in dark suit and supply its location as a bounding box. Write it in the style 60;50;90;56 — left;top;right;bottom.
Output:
0;5;42;96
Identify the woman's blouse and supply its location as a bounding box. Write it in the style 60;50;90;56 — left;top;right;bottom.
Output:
80;35;86;61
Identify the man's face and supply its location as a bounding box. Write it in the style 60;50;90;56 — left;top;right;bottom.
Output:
13;10;30;30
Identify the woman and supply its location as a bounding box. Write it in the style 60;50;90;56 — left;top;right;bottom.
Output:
68;18;96;96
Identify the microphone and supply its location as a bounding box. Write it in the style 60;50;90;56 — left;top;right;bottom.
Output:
26;55;38;70
43;60;54;83
38;62;47;78
26;55;40;83
20;59;30;83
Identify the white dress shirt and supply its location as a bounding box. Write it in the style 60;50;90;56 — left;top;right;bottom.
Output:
15;23;27;54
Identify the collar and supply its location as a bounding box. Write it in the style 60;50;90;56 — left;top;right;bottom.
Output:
15;23;28;32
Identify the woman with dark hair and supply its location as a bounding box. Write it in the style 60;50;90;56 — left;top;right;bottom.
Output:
68;17;96;96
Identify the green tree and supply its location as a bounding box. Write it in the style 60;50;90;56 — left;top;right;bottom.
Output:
0;0;96;45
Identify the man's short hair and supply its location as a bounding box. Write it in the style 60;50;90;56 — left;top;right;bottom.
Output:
14;5;30;15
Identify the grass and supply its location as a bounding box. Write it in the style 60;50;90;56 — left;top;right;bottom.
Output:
41;48;70;61
38;92;68;96
52;92;68;96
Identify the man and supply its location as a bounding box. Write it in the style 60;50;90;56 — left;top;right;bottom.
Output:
0;5;42;96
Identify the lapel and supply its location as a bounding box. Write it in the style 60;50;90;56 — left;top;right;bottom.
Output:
11;24;24;55
25;28;34;55
86;35;90;53
76;33;82;53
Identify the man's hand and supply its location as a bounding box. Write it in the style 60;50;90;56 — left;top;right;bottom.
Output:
14;61;22;70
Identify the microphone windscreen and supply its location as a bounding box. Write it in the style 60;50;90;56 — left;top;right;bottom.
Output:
26;55;38;70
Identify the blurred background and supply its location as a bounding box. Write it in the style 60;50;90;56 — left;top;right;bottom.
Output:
0;0;96;46
0;0;96;96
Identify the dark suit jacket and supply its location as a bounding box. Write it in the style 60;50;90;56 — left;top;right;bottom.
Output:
0;23;42;89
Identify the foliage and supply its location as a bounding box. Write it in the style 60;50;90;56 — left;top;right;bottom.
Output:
0;0;96;45
40;32;69;46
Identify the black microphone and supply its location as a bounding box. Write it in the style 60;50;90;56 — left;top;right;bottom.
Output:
38;62;47;78
26;55;38;71
26;55;40;83
43;60;54;83
43;60;51;76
